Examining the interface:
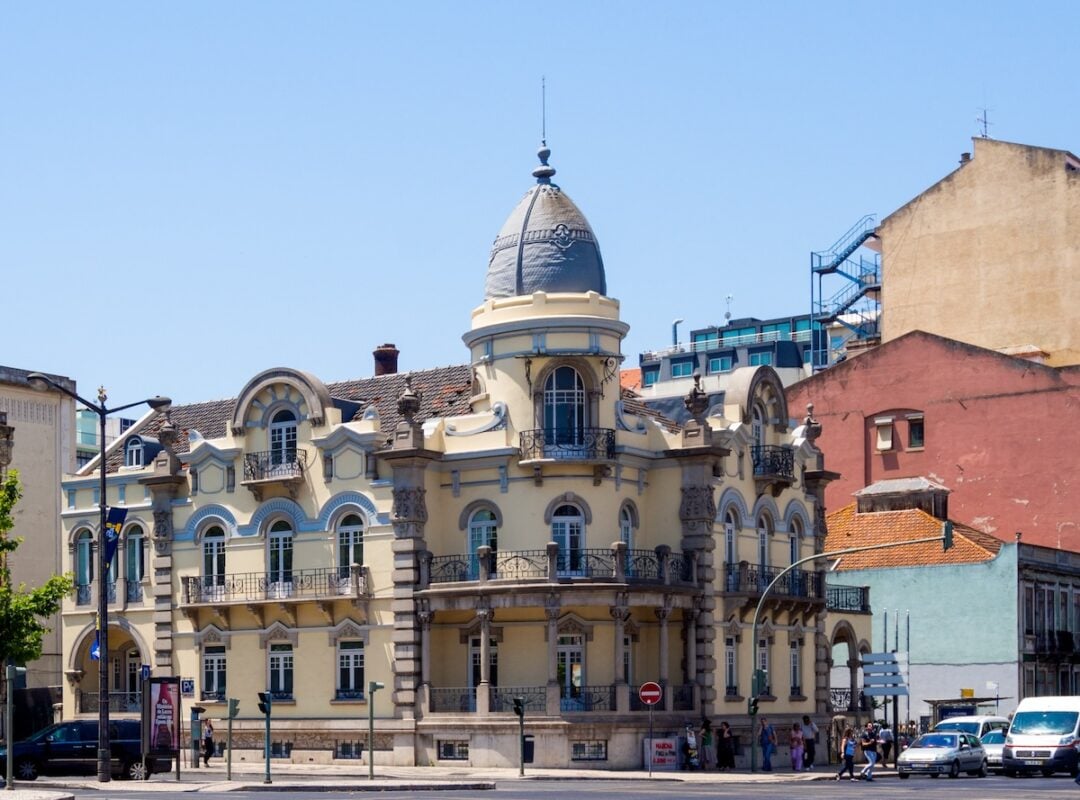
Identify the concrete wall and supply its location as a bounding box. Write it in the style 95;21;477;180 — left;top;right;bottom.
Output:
879;137;1080;367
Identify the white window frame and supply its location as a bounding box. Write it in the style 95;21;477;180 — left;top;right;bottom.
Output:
126;525;145;584
789;639;802;696
269;643;294;697
337;640;365;698
203;645;227;698
337;514;365;580
125;438;143;468
269;409;298;465
543;366;586;446
552;504;585;576
725;636;737;694
619;506;633;551
757;637;770;694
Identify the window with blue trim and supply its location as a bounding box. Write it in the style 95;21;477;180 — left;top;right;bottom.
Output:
125;439;143;467
642;368;659;387
671;360;694;378
708;355;733;374
749;352;773;366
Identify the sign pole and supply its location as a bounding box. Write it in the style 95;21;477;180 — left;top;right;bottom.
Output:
648;701;654;778
638;681;662;776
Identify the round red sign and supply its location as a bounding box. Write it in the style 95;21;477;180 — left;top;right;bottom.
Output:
638;681;663;705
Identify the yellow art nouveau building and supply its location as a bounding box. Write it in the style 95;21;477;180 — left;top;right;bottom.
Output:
57;145;862;768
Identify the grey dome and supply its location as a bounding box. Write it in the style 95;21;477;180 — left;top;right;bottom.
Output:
484;144;607;299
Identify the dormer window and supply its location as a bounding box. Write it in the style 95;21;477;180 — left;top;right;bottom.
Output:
125;438;144;468
270;410;298;466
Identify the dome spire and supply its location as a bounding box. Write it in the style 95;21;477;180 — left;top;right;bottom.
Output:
532;141;556;184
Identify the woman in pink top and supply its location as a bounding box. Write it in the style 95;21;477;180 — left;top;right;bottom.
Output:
790;722;805;771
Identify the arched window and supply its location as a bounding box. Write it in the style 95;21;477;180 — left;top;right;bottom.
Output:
751;403;766;448
543;366;586;446
757;512;772;575
76;530;94;586
126;524;145;583
551;504;585;576
203;525;226;587
468;509;498;578
337;513;365;580
125;438;144;468
619;506;634;551
269;409;298;466
724;508;739;591
268;520;294;594
789;517;803;566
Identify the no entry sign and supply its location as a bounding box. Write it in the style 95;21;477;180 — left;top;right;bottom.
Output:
639;681;663;705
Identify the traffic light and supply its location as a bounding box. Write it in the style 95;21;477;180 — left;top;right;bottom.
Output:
228;698;240;718
512;697;525;718
258;692;272;716
750;697;759;715
943;521;954;551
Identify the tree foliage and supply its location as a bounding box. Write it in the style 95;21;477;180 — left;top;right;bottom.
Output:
0;470;74;665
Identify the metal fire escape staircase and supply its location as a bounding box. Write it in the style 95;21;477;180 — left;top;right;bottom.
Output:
810;215;881;370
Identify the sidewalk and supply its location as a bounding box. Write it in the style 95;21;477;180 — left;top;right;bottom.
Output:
10;760;899;795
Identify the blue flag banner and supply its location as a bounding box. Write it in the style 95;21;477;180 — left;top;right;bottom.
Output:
90;633;101;661
104;507;127;567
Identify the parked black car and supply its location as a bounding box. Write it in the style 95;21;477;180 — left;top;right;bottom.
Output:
0;718;170;780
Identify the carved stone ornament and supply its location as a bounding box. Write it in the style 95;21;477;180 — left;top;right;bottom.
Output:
152;510;172;541
804;403;822;445
679;485;716;522
397;377;421;422
392;487;428;523
683;371;709;421
158;411;180;453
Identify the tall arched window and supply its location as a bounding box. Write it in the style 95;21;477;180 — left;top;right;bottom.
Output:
76;530;94;584
757;512;772;580
337;513;365;580
126;524;145;602
544;366;586;447
789;517;803;566
468;509;498;579
551;504;585;576
125;438;143;467
269;409;298;466
724;508;739;590
268;520;294;595
619;506;634;551
202;525;226;601
751;402;766;448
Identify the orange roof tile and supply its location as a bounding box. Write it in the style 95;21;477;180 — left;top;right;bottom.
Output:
620;368;642;392
825;504;1002;571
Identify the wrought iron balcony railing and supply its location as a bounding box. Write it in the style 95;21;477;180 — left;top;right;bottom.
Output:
561;685;614;712
75;583;92;606
126;580;144;603
243;449;307;482
751;445;795;480
422;545;695;587
181;565;366;605
826;584;871;612
724;564;824;600
429;686;477;713
78;690;142;713
491;686;546;713
519;428;615;462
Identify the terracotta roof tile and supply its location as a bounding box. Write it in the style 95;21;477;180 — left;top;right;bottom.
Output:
620;368;642;392
825;503;1001;571
621;388;682;433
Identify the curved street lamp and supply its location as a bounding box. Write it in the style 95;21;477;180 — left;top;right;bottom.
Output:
27;373;170;783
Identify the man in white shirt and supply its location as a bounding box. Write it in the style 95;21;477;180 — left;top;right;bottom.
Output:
800;715;819;770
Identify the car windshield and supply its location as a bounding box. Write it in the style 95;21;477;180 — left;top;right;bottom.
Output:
912;733;958;749
982;730;1006;744
1010;711;1079;736
935;721;978;735
24;725;60;743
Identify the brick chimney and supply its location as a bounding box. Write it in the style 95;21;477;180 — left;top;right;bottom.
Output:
373;343;400;376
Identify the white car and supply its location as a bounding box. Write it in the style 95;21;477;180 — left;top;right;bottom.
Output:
981;729;1006;773
897;731;988;779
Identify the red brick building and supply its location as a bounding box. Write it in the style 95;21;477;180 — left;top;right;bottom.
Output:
787;330;1080;550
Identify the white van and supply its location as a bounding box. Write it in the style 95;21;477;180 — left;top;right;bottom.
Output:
1003;696;1080;776
934;715;1010;740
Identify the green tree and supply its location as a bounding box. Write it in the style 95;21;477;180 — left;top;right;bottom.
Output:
0;470;74;665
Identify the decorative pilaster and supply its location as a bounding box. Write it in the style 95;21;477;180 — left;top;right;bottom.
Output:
656;602;672;712
545;600;561;715
611;599;630;711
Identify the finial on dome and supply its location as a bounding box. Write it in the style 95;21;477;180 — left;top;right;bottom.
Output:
532;141;556;184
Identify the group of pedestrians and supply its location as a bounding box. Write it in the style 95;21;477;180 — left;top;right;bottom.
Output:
836;721;894;781
690;719;737;770
757;715;820;772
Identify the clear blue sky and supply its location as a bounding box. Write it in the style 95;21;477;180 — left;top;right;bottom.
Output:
4;2;1078;407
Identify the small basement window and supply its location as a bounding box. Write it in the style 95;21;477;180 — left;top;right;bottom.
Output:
571;740;608;761
438;740;469;760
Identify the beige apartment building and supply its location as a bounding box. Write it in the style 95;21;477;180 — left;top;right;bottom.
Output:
878;137;1080;367
57;145;869;768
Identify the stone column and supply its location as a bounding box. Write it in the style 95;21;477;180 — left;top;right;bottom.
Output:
685;605;700;711
417;605;433;717
140;462;185;677
546;602;561;716
477;606;493;716
847;658;861;712
611;600;630;712
387;479;428;720
656;603;672;712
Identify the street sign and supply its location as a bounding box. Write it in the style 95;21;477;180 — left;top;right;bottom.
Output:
861;652;909;697
639;681;663;705
181;678;195;697
141;664;151;680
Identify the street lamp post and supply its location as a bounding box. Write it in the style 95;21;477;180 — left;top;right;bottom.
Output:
27;373;170;783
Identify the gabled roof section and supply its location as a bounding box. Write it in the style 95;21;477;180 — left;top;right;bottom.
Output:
826;503;1002;571
97;366;474;474
620;387;682;433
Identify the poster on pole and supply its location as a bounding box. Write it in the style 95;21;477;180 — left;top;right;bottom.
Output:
142;677;181;757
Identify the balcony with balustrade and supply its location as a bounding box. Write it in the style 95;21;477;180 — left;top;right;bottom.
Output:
751;445;795;495
518;428;616;465
720;562;825;616
826;583;871;614
241;448;308;500
179;565;368;624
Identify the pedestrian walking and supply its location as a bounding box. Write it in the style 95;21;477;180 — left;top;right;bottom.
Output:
699;719;716;770
789;722;805;772
717;721;736;771
202;719;214;767
836;727;857;780
801;714;819;770
879;722;894;767
759;716;777;772
859;721;879;781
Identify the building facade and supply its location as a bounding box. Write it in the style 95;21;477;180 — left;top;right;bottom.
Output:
58;146;861;768
0;365;78;693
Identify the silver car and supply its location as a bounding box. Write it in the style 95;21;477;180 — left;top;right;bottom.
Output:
897;731;988;779
980;729;1006;773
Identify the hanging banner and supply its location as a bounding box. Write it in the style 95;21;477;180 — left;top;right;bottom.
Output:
104;507;128;567
143;676;181;756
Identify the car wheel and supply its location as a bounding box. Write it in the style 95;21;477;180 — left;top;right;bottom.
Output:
124;759;148;781
899;772;910;780
948;760;961;779
977;761;987;778
14;758;39;781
